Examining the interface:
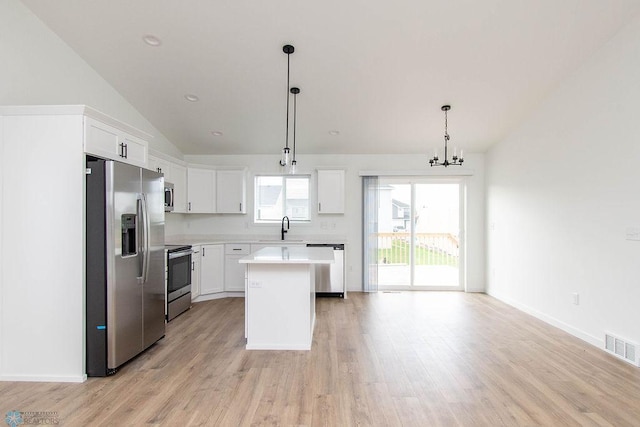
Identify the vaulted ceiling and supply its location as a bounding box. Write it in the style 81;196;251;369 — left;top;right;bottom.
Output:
21;0;640;155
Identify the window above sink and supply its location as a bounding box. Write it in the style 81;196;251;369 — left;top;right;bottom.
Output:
254;175;311;224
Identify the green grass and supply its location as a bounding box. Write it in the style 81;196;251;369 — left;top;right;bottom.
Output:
378;240;458;266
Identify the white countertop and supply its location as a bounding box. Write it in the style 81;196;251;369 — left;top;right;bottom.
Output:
239;246;335;264
164;234;347;246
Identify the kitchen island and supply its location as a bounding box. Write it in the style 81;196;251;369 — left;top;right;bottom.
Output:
239;246;334;350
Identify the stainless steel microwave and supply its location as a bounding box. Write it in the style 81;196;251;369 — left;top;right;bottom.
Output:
164;182;174;212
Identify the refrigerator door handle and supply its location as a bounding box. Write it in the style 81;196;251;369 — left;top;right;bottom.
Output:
141;193;151;283
137;196;145;281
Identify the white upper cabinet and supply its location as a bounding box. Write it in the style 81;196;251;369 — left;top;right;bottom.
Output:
216;169;246;214
187;167;216;213
148;155;189;213
317;169;345;214
148;156;171;177
84;117;148;168
171;163;188;213
119;134;148;167
184;166;246;214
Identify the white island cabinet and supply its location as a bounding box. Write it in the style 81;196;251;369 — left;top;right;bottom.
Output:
239;246;334;351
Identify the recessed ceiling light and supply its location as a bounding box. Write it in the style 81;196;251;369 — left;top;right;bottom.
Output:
329;130;340;136
142;34;162;47
184;94;199;102
211;131;223;136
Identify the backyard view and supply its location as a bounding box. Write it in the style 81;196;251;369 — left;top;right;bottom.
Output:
376;181;461;288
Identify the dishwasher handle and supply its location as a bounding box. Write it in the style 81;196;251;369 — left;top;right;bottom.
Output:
306;243;344;250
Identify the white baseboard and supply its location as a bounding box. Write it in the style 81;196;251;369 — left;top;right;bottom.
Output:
192;291;243;303
487;290;602;348
0;374;87;383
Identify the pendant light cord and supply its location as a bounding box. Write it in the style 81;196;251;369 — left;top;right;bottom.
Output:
292;89;297;160
285;52;291;151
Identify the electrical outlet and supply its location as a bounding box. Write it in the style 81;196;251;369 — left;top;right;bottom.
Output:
249;281;262;288
572;293;579;305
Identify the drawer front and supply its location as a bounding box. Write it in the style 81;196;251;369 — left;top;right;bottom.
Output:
225;243;250;255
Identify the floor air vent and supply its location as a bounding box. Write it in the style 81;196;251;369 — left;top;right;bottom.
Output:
604;332;640;367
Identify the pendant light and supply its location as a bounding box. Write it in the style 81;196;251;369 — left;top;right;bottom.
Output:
279;44;295;168
290;87;300;174
429;105;464;167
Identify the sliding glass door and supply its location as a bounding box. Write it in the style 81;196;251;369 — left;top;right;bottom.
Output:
375;178;463;290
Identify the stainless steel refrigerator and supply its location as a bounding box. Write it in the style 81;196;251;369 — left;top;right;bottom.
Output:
86;157;165;376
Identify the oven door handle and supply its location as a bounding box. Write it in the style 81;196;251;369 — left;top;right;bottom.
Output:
168;249;193;260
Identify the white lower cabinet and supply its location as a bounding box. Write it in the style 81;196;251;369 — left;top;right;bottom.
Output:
191;246;201;300
224;244;250;292
199;244;224;294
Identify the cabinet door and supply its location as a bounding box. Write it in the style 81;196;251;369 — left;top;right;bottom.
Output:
148;156;172;178
317;169;345;214
171;163;188;213
84;117;148;167
120;134;148;168
199;244;224;294
191;246;201;300
84;117;120;160
224;244;250;292
216;170;246;214
187;167;216;213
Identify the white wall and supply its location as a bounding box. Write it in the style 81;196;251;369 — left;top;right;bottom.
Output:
0;0;182;158
1;114;86;382
178;153;486;293
485;15;640;347
0;0;184;382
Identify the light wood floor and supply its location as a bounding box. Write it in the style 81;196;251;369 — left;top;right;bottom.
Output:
2;292;640;426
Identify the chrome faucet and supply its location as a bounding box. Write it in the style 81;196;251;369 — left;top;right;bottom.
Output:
281;216;290;240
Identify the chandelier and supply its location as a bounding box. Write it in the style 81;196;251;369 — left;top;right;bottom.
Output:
429;105;464;167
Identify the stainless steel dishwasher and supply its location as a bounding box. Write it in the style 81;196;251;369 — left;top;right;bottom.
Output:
306;243;344;298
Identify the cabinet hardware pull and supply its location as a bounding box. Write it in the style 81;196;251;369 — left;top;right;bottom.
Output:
239;203;242;212
233;248;241;251
188;202;191;211
119;142;124;157
123;143;128;158
319;202;322;212
192;261;195;271
203;247;205;256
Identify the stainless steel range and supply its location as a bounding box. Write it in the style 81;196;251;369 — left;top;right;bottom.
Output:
165;244;193;321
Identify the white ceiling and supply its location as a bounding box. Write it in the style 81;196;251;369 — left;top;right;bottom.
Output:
21;0;640;155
